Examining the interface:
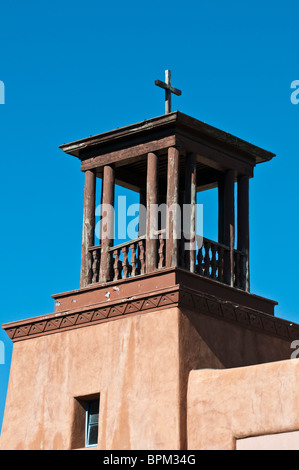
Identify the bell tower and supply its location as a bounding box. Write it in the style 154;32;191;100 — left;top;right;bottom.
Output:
61;107;266;295
2;73;297;451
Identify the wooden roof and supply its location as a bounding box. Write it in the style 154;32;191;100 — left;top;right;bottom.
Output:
60;111;275;193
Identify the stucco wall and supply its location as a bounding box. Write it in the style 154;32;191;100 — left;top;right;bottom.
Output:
1;304;296;450
187;359;299;450
0;308;182;450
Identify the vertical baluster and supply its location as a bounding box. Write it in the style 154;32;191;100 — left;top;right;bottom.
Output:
130;242;137;277
234;251;240;287
113;249;122;281
138;239;146;275
91;249;100;283
196;239;203;275
122;246;131;279
203;241;211;277
241;252;246;290
211;244;217;279
218;247;224;282
158;233;165;269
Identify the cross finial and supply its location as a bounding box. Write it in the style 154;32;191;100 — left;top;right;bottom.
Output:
155;70;182;114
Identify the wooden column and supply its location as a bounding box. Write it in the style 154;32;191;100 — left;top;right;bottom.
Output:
166;147;180;267
138;190;146;237
146;152;158;272
184;152;197;272
218;179;225;245
99;164;115;283
237;174;250;291
221;170;235;286
80;170;96;288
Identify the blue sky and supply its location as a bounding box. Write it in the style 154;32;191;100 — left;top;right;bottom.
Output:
0;0;299;433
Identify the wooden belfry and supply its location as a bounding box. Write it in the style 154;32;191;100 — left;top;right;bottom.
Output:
60;73;274;293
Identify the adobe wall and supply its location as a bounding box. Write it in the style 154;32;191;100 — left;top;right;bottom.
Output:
0;302;295;450
187;359;299;450
0;308;182;450
178;308;294;449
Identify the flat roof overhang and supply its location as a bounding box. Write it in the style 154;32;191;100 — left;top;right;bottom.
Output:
59;111;275;193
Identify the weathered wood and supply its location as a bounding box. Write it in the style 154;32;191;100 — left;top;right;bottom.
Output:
146;152;158;273
222;170;235;286
112;248;122;281
218;178;225;244
237;175;250;291
80;170;96;288
122;246;130;279
61;111;274;167
154;80;182;96
176;134;254;176
99;164;115;283
166;147;180;267
158;233;165;269
91;248;100;284
130;243;138;277
184;152;197;272
138;239;146;275
155;70;182;114
138;190;146;237
81;136;176;172
203;240;211;277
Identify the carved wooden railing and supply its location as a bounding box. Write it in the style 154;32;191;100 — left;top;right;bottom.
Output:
195;237;228;283
110;236;146;281
194;237;246;289
89;233;247;290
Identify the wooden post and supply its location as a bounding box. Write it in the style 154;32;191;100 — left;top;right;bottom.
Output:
237;175;250;291
146;152;158;272
80;170;96;288
166;147;180;267
184;152;197;272
99;164;115;283
218;178;224;245
221;170;235;286
138;190;146;237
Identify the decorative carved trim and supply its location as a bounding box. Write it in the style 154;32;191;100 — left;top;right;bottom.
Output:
178;287;299;341
4;289;180;342
3;285;299;343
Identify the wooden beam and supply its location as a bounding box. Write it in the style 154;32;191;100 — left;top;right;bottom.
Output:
176;135;254;176
81;136;176;171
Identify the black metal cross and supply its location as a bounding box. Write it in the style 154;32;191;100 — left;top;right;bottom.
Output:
155;70;182;114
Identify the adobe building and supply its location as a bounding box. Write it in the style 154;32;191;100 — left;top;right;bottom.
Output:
1;75;299;450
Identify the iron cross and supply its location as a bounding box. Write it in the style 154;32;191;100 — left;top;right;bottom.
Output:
155;70;182;114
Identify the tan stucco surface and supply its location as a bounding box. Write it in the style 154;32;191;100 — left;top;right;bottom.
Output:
0;303;296;450
0;308;181;450
187;359;299;450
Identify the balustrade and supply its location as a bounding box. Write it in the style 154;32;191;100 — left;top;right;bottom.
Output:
89;233;247;290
